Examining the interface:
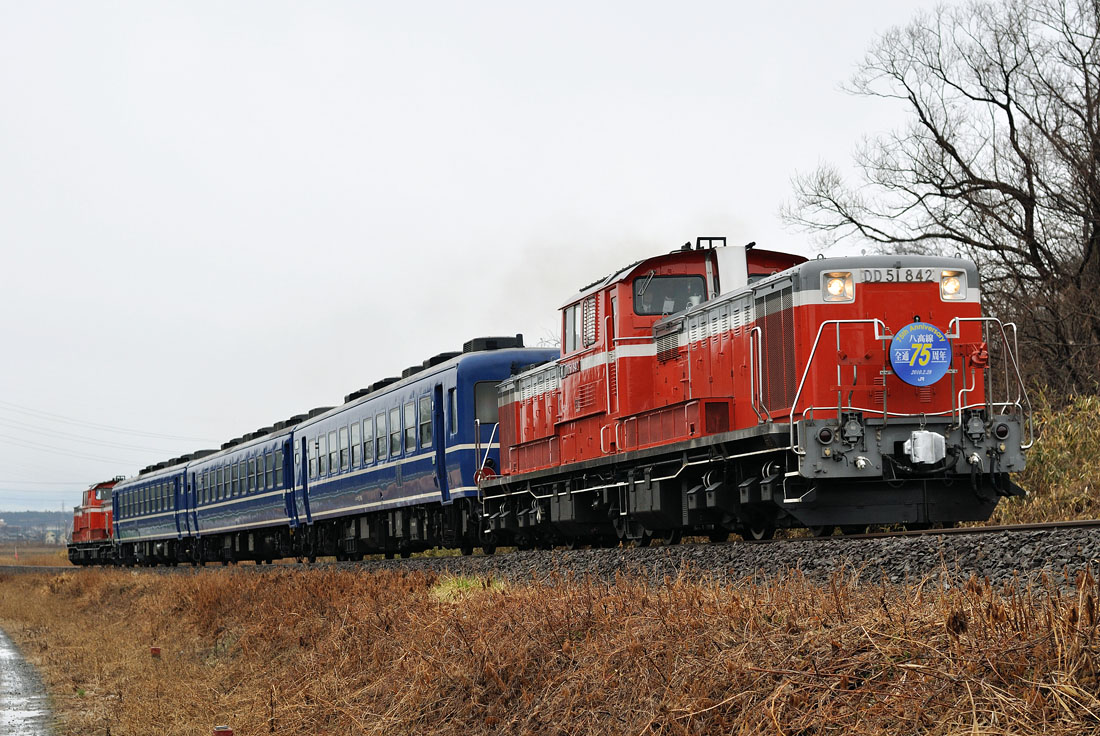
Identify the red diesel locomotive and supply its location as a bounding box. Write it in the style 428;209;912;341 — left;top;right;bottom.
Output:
68;478;119;565
483;238;1029;546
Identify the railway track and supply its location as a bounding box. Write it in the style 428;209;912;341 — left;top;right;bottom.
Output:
11;519;1100;590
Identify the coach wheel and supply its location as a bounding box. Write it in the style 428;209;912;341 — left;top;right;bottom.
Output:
660;529;683;546
708;529;730;543
809;525;835;538
635;532;653;548
742;525;775;541
839;525;867;536
400;550;412;559
460;543;474;556
482;543;497;556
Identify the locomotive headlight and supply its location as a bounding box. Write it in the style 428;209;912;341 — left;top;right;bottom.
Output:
940;270;966;300
823;272;854;302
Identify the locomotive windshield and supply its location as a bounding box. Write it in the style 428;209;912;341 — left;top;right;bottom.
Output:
633;274;706;316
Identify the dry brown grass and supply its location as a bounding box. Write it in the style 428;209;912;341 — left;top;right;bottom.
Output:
2;567;1100;735
993;392;1100;525
0;543;68;566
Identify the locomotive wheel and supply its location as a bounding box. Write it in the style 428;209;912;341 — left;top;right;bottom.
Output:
743;526;775;541
809;525;835;538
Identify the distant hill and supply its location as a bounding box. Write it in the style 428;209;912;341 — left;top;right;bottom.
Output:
0;510;71;531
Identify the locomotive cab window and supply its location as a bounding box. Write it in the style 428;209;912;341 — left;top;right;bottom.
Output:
633;274;706;316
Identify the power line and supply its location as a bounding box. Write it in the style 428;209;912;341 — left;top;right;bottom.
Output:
0;433;140;466
0;416;193;454
0;399;218;443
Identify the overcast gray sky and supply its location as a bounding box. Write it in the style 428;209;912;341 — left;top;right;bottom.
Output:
0;0;938;512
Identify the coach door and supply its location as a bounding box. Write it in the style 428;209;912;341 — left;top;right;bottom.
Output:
433;384;450;503
292;437;313;525
183;474;196;536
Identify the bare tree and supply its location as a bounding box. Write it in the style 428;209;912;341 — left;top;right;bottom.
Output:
785;0;1100;394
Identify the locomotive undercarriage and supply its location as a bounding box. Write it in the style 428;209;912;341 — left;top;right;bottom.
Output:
480;414;1026;545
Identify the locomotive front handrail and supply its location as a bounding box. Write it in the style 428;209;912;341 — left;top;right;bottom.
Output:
789;319;891;455
946;316;1033;449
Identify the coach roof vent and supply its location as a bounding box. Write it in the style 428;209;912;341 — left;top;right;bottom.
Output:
401;364;426;379
283;413;308;426
369;377;399;392
463;334;524;353
344;388;370;403
191;449;217;460
423;351;460;368
307;406;334;419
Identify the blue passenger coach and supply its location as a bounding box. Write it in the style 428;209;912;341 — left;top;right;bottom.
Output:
289;341;556;559
109;337;555;565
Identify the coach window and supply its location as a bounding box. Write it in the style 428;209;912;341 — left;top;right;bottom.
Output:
266;452;274;489
404;402;415;451
474;382;498;424
339;427;349;470
328;430;338;473
309;439;318;479
248;458;256;493
350;423;361;467
215;467;223;501
389;407;401;456
274;449;284;489
319;434;329;476
448;388;457;434
419;396;432;448
231;462;240;497
363;419;374;463
375;414;387;460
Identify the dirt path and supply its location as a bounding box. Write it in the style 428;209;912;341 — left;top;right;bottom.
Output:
0;628;51;735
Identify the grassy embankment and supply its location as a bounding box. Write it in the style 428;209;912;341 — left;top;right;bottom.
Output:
991;393;1100;525
0;567;1099;735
